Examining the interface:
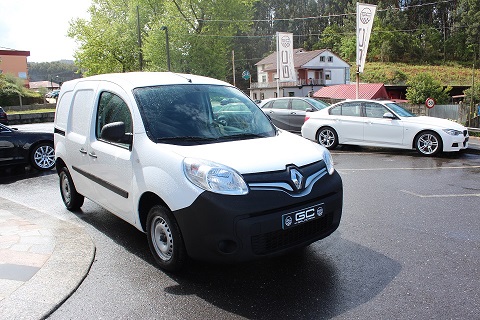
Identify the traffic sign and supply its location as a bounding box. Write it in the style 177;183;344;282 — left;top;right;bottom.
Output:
425;98;435;109
242;70;250;80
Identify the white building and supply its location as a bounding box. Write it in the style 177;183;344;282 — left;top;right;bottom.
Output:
251;48;351;100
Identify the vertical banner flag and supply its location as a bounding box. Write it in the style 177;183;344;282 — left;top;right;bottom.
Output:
276;32;296;82
356;3;376;73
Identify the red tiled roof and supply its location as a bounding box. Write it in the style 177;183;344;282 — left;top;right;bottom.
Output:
313;83;389;100
255;48;328;71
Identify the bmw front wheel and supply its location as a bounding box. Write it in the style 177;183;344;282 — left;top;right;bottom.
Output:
415;131;442;156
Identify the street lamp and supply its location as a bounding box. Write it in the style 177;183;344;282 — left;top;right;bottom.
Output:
161;26;171;71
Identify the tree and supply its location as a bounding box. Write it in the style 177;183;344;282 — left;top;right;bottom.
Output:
406;73;451;104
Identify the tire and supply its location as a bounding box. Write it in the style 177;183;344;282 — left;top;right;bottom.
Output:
146;205;186;272
317;127;338;149
30;142;55;170
59;167;84;210
415;131;442;156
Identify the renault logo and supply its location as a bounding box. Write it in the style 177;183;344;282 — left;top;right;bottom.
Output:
289;168;304;191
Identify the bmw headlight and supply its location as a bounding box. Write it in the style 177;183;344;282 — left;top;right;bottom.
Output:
183;158;248;195
323;149;335;175
443;129;462;136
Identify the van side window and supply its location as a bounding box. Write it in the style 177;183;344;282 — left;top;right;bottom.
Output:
96;92;132;145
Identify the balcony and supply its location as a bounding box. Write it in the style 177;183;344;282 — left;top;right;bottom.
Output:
250;78;324;89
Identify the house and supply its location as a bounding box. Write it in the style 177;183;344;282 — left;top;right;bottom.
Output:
251;48;350;101
313;83;390;103
29;81;60;92
0;48;30;85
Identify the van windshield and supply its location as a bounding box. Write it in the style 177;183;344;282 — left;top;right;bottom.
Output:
133;85;276;144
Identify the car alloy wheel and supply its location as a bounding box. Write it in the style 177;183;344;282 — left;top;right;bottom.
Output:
31;142;55;170
415;131;442;156
317;127;338;149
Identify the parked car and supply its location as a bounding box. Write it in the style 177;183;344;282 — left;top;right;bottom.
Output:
0;106;8;125
259;97;329;132
0;123;55;170
301;99;469;156
46;90;60;99
54;72;343;271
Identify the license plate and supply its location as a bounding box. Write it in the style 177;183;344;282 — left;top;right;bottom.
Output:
282;203;325;230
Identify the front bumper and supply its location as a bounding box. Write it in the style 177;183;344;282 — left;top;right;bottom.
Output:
442;131;469;152
174;169;343;263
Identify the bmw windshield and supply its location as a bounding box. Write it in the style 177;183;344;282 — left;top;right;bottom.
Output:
386;102;416;117
134;85;276;144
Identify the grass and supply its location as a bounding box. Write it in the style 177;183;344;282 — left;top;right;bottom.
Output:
353;62;479;86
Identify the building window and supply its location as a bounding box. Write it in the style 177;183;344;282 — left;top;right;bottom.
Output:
261;93;265;100
274;92;278;98
328;56;333;62
325;71;331;80
253;93;257;100
319;56;325;62
262;75;267;83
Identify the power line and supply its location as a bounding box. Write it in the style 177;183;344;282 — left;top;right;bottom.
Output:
196;0;456;23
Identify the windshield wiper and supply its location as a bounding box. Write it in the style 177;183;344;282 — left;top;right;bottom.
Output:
157;136;219;142
218;133;267;140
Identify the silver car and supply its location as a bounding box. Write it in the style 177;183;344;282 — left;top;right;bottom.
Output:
259;97;329;133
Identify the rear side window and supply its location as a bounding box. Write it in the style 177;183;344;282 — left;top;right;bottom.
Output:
291;99;310;111
330;102;361;117
271;99;289;110
96;92;132;146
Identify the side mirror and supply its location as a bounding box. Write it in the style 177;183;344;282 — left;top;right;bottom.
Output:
305;107;313;112
383;112;396;119
101;122;132;145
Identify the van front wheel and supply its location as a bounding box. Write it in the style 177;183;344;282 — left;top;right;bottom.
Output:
146;205;186;272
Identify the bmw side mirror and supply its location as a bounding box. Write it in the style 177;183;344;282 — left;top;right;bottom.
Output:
305;107;313;112
383;112;396;119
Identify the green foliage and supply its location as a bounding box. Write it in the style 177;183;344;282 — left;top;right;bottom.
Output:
405;73;451;104
0;74;43;106
28;61;81;82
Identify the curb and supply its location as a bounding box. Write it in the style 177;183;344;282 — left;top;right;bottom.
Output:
0;197;95;319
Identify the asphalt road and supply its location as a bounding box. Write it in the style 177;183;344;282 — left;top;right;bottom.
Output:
1;129;479;319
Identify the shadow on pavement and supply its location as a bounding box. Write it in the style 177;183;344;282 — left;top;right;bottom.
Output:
73;207;401;320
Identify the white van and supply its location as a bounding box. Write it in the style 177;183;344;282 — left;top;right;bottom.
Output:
54;72;343;271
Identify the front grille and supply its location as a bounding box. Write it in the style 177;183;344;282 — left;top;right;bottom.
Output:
251;213;333;255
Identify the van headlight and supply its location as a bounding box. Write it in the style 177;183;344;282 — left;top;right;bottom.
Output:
323;149;335;175
183;158;248;195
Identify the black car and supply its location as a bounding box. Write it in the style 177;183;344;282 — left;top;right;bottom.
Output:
0;123;55;170
259;97;329;133
0;107;8;125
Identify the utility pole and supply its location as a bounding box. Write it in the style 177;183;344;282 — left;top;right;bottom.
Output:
161;26;171;71
136;6;143;71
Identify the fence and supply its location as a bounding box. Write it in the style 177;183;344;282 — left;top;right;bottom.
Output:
401;103;479;127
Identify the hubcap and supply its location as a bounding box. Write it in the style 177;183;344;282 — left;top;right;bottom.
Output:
418;134;439;155
319;130;335;147
61;173;71;204
151;216;173;261
34;145;55;169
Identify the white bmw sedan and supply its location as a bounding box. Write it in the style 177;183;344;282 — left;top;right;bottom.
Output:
301;99;469;156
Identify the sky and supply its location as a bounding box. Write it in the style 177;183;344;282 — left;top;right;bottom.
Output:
0;0;92;62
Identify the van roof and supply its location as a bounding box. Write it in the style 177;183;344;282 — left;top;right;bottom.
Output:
61;72;232;91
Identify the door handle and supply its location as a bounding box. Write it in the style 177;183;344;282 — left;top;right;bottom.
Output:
88;152;97;158
79;148;87;154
